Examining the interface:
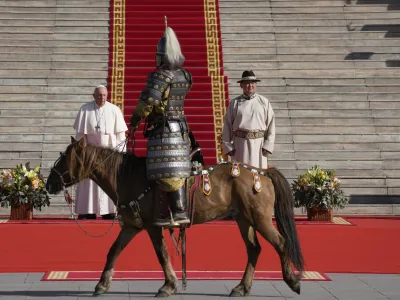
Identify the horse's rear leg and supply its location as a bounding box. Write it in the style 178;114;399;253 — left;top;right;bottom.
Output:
230;219;261;297
255;219;301;294
93;226;141;296
147;226;179;297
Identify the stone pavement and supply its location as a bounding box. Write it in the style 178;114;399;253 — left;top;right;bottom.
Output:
0;273;399;299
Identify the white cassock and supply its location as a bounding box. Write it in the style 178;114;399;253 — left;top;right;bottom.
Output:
73;100;128;215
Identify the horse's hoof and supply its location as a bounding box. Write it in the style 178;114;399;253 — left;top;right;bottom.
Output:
291;282;300;295
155;291;170;297
229;290;244;297
93;287;107;297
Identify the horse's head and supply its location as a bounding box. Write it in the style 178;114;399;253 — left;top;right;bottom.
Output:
46;136;85;195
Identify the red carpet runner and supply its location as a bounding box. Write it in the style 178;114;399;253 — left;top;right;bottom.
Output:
107;0;229;165
42;270;330;281
0;218;398;274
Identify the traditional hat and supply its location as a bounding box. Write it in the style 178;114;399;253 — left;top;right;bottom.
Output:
237;70;261;83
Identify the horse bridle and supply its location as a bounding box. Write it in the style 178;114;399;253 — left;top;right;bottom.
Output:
51;152;79;189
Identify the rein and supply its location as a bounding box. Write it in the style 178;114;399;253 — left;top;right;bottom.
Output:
52;131;133;238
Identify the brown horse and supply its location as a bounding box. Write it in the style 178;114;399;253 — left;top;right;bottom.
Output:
46;136;304;297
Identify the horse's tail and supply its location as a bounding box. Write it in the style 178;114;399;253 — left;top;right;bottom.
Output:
267;167;304;274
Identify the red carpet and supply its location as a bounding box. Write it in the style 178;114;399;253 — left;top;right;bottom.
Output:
107;0;229;165
42;270;330;281
1;217;354;226
0;218;398;274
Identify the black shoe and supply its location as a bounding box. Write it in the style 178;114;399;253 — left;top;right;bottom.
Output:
102;213;116;220
78;214;96;220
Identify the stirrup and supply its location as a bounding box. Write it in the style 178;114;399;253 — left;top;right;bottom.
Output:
154;211;180;228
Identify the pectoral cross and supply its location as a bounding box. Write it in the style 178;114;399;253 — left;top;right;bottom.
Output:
95;124;101;132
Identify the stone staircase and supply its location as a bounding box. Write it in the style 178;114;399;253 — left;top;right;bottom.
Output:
0;0;110;214
1;0;399;215
219;0;400;214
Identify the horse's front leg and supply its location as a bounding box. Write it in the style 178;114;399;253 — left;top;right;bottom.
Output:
93;226;142;296
147;226;179;297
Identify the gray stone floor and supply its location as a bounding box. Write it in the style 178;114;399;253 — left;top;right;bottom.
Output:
0;273;399;299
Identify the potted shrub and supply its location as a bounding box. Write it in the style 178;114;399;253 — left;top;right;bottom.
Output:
0;163;51;220
291;165;349;221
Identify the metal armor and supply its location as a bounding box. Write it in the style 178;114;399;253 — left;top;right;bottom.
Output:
139;67;193;181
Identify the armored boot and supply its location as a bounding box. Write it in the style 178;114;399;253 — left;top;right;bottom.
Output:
169;186;190;225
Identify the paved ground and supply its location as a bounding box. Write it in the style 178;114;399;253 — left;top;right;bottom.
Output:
0;273;399;299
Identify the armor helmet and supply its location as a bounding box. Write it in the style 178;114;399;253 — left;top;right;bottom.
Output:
155;16;185;69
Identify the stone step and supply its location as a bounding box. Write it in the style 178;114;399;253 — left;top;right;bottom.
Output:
0;0;109;6
0;61;108;69
222;33;275;40
0;19;108;26
0;13;109;20
0;85;97;94
272;26;398;33
221;26;274;33
273;18;400;26
0;53;108;61
220;7;272;13
220;1;270;7
224;44;400;55
277;46;400;55
0;46;108;54
225;69;400;78
0;93;95;101
272;12;400;19
228;77;400;88
283;77;400;85
289;109;400;118
294;142;400;152
225;60;399;70
270;6;393;13
0;69;108;78
47;78;109;86
271;1;389;6
289;125;397;135
228;91;400;102
295;150;384;161
0;32;108;40
0;26;108;33
0;7;109;13
289;117;376;126
1;40;108;47
274;32;400;39
292;134;400;144
221;20;273;26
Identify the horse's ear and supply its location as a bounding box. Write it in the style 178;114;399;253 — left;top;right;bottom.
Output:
78;138;85;147
71;136;76;143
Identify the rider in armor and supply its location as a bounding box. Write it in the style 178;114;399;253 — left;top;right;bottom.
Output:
129;18;192;227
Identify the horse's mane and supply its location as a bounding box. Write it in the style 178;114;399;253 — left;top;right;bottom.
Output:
67;131;204;191
68;143;125;191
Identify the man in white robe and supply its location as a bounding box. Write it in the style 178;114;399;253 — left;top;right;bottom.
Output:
73;85;128;219
222;70;276;169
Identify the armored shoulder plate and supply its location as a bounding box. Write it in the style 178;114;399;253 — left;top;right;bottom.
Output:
181;68;193;89
164;69;192;118
139;69;174;106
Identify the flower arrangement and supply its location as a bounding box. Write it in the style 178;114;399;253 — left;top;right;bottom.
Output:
291;165;349;211
0;163;50;211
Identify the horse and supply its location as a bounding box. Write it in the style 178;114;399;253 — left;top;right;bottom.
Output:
46;136;304;298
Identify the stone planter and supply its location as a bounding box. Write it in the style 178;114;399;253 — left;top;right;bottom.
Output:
306;207;333;221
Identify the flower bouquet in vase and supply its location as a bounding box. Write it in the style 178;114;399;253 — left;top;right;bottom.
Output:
291;165;349;221
0;163;51;220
